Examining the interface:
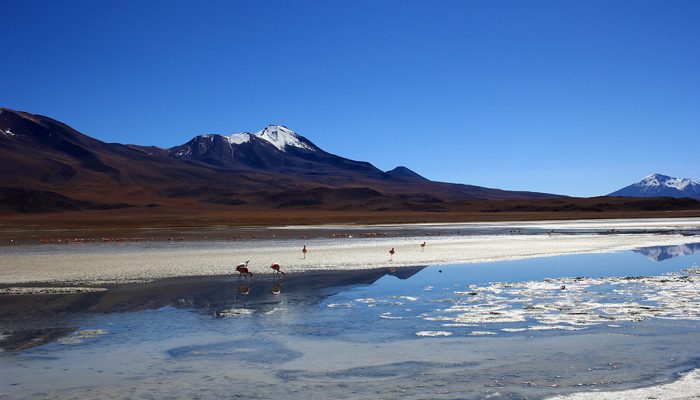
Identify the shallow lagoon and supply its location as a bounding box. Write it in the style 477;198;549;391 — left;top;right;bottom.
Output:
1;242;700;399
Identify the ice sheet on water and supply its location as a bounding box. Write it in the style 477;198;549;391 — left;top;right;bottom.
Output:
468;331;497;336
57;329;107;345
392;295;418;301
326;302;352;308
414;331;452;337
341;264;700;336
217;308;254;317
419;267;700;329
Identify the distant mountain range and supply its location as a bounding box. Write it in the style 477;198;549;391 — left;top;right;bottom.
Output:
2;107;699;216
610;173;700;200
0;107;558;212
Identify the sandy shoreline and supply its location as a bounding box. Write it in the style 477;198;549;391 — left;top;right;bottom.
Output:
1;230;699;285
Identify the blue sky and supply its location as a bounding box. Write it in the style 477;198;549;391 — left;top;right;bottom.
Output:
1;0;698;197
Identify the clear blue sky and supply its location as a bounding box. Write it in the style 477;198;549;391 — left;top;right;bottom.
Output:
1;0;698;197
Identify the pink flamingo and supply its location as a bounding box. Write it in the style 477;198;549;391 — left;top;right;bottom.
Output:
270;262;285;275
236;260;253;279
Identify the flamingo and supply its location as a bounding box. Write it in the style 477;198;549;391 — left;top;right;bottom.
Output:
236;260;253;279
270;262;285;275
302;245;308;259
389;247;395;261
420;241;426;251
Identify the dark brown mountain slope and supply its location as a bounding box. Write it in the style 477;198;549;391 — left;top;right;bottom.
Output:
0;107;560;213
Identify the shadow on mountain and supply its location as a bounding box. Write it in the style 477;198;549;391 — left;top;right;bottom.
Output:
0;266;426;351
0;187;135;213
633;242;700;261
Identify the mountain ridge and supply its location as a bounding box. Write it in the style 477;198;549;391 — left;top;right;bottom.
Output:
610;173;700;200
0;106;558;213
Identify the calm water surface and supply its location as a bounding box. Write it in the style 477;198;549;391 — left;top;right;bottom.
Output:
1;242;700;399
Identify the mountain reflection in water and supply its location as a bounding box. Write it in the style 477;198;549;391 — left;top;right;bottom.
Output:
634;242;700;261
0;266;425;352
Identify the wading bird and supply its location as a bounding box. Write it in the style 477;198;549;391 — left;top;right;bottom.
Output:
302;245;308;259
270;262;285;275
236;260;253;279
420;241;426;250
389;247;395;261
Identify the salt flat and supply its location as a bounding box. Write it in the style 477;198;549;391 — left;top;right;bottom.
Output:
277;217;700;231
1;217;699;284
547;369;700;400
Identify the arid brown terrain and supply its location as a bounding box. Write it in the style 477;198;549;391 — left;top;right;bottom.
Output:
2;106;699;241
1;197;699;244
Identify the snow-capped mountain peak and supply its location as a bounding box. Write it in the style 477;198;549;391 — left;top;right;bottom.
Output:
609;173;700;200
254;125;314;152
168;125;320;165
639;173;698;191
189;125;315;152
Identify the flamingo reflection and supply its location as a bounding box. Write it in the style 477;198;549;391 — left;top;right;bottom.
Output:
271;278;285;295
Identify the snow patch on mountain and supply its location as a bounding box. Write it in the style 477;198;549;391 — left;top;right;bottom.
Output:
191;125;313;152
196;135;215;153
667;177;698;190
174;148;191;157
255;125;313;152
639;173;698;192
224;133;251;145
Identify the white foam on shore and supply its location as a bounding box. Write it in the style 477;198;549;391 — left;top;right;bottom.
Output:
547;369;700;399
0;228;699;285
